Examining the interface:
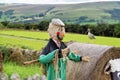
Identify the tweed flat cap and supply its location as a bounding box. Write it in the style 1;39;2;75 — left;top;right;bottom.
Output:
51;18;65;27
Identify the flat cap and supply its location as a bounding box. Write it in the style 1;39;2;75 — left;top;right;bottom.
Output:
51;18;65;27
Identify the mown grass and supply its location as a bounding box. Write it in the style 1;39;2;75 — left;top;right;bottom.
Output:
0;29;49;40
0;29;120;47
3;62;42;80
64;33;120;47
0;35;47;50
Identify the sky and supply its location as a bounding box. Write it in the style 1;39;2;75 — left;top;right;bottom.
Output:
0;0;120;4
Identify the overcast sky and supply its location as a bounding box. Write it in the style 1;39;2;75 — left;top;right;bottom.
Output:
0;0;120;4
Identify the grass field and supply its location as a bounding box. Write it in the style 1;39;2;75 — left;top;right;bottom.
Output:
0;29;120;48
0;29;120;79
0;35;47;50
65;33;120;47
3;62;42;80
0;29;48;50
0;29;49;40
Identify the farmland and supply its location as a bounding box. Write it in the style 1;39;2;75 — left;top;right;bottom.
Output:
0;29;48;50
0;29;120;79
0;29;120;49
0;1;120;79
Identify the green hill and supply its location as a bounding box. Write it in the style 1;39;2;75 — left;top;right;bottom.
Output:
0;1;120;24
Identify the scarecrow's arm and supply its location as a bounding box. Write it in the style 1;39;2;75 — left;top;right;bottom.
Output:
68;52;82;62
39;50;57;64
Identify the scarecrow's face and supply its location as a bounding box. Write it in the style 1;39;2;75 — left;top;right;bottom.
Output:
57;26;65;40
47;22;65;40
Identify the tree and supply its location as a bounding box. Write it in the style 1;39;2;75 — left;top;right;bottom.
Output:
7;23;24;29
114;23;120;37
0;23;4;29
96;21;109;36
24;23;32;30
37;20;49;30
1;21;9;27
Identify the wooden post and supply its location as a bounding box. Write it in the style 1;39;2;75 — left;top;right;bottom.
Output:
0;51;3;72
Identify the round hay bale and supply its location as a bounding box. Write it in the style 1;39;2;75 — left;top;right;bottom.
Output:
67;42;120;80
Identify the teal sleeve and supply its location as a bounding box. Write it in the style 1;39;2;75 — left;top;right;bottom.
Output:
68;52;82;62
39;50;57;64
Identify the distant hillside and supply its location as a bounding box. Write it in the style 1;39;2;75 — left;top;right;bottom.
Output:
0;1;120;24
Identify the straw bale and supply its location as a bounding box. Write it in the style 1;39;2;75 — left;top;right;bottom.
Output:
67;42;120;80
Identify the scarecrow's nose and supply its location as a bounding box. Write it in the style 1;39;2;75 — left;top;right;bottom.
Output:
62;32;65;37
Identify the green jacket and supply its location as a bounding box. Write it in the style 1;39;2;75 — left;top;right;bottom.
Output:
39;39;82;80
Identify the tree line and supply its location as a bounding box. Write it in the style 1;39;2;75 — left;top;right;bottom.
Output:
0;20;120;38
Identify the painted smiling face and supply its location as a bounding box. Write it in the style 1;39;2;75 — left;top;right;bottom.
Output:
47;18;65;41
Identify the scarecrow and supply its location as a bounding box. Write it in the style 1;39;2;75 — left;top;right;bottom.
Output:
39;18;90;80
